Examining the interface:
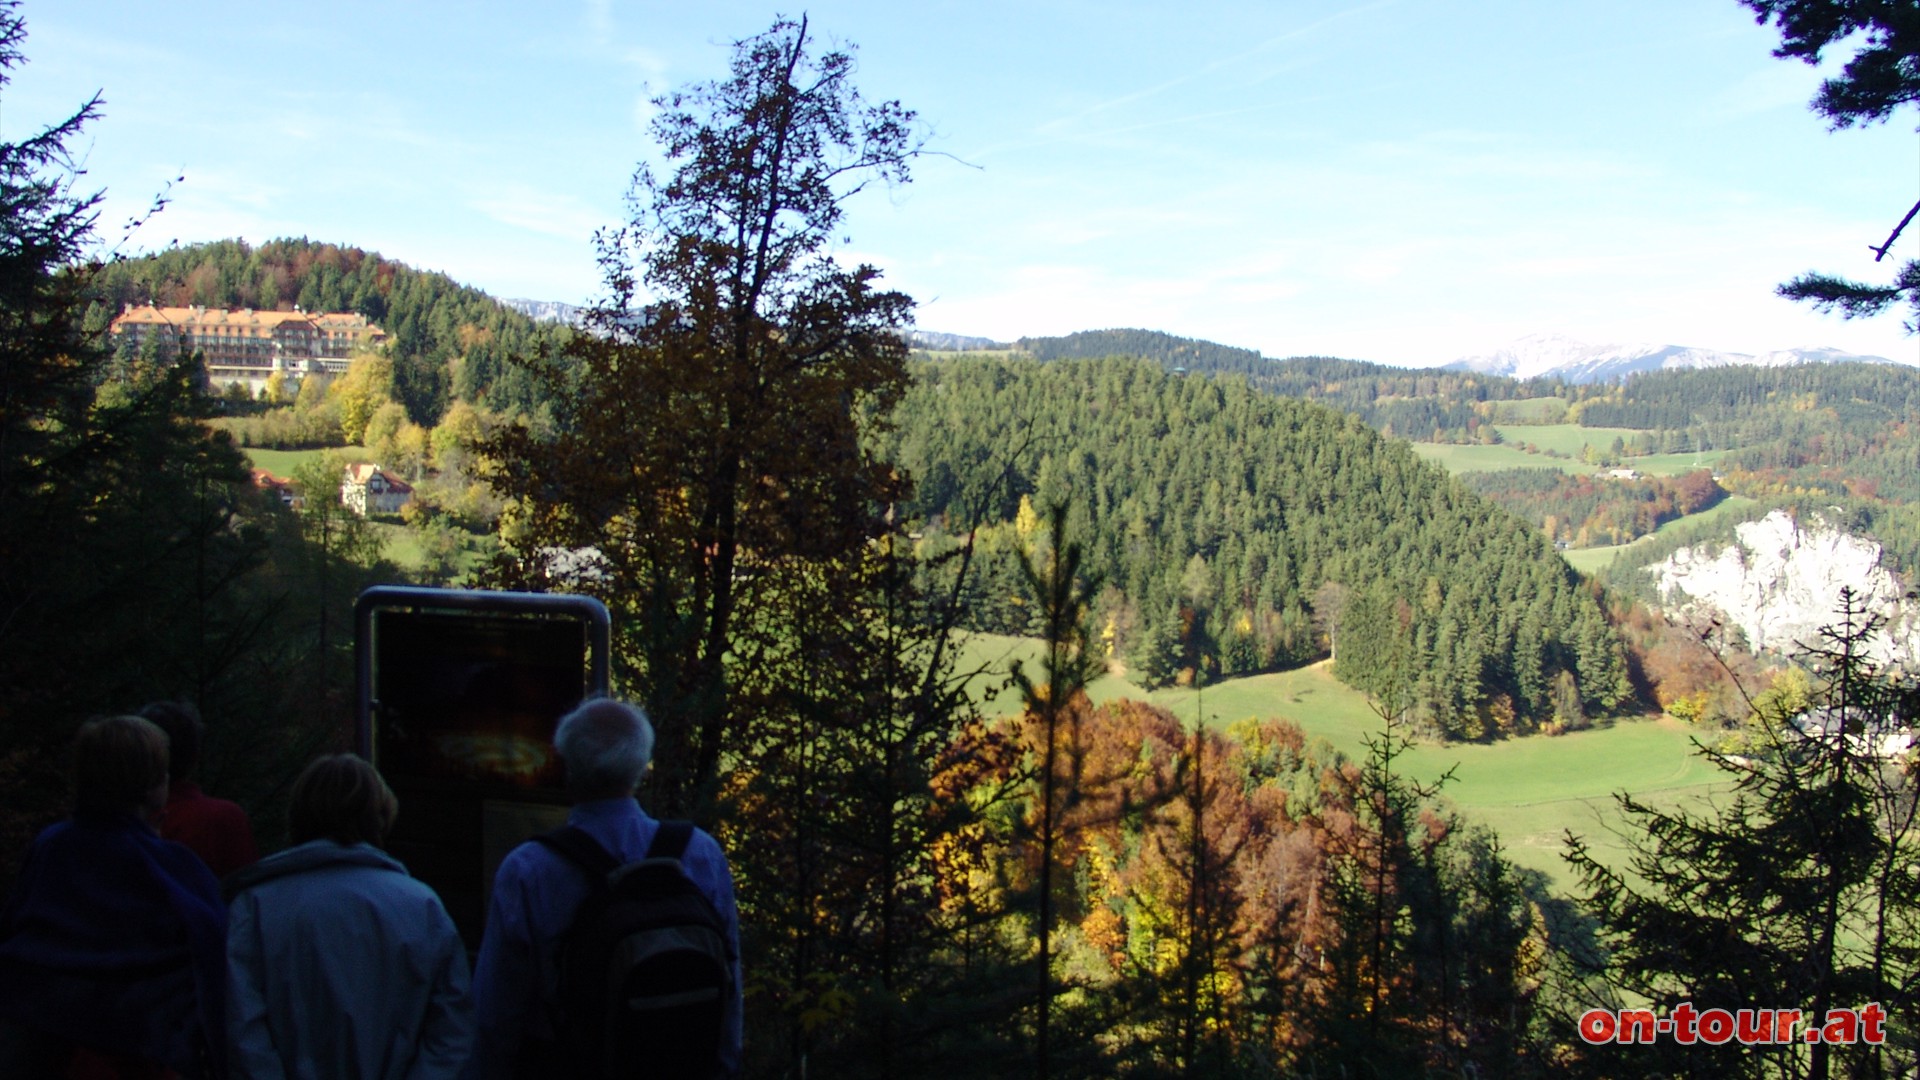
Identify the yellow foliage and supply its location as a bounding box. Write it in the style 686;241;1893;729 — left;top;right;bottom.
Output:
1666;690;1712;725
1081;906;1125;963
329;352;395;445
1015;493;1042;539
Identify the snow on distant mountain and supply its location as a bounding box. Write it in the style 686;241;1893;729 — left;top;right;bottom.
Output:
1444;333;1898;383
500;298;586;326
906;330;1003;351
494;300;995;351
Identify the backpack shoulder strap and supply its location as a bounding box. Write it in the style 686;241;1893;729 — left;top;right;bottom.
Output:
533;825;620;882
646;819;695;862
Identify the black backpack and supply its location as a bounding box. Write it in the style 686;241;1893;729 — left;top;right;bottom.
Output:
532;820;733;1080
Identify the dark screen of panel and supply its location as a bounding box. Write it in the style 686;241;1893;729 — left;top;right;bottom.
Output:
373;611;586;790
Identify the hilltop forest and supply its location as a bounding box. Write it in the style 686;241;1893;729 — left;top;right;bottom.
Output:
1011;327;1920;562
881;357;1630;734
88;237;565;422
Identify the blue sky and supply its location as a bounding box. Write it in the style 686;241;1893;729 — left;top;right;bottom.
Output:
14;0;1920;367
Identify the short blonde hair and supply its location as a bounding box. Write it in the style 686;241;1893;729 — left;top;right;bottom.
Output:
73;715;170;819
288;754;398;847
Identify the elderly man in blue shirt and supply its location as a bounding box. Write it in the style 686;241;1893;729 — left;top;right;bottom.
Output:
467;698;742;1079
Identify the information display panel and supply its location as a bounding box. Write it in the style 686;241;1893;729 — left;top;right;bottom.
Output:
354;586;610;946
372;609;583;792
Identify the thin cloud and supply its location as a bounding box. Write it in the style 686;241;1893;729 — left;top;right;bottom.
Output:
1035;0;1399;136
470;185;611;243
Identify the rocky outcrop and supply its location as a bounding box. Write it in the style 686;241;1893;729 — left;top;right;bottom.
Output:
1644;509;1920;663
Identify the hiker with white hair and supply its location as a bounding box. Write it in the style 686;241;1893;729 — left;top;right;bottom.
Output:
468;698;742;1079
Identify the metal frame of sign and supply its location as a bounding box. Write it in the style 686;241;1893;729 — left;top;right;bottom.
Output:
351;586;614;947
353;585;611;760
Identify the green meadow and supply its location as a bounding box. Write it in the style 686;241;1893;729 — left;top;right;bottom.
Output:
1409;442;1586;476
1495;423;1640;456
1561;493;1759;576
1409;426;1727;479
1623;448;1730;477
241;445;370;478
1487;397;1569;424
960;633;1725;892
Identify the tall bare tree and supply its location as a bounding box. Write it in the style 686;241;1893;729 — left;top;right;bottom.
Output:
481;17;923;815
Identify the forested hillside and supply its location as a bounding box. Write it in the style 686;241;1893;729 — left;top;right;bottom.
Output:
1586;363;1920;504
879;357;1630;735
1010;329;1588;441
1013;331;1920;571
88;238;565;422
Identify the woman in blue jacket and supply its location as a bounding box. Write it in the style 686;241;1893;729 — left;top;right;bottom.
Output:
225;755;472;1079
0;714;229;1078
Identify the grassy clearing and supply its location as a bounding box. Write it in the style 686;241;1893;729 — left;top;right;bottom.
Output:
1463;782;1728;891
957;635;1728;893
366;521;426;568
1409;443;1585;476
1562;545;1621;577
1489;397;1570;424
241;445;370;477
364;520;496;581
1624;449;1728;477
1412;437;1726;481
1561;494;1760;576
1496;423;1640;456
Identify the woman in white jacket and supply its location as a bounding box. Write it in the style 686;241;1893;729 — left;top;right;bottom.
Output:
225;755;473;1079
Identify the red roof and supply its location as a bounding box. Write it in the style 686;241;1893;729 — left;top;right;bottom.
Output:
343;463;413;494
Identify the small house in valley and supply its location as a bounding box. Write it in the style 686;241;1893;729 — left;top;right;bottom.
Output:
341;463;413;516
251;468;298;508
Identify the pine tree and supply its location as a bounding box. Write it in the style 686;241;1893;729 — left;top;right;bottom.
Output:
1010;500;1102;1080
0;3;318;881
1566;587;1919;1079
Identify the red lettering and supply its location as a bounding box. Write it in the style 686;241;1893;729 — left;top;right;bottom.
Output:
1579;1009;1616;1044
1860;1003;1886;1045
1735;1009;1773;1045
1822;1010;1859;1045
1619;1009;1657;1044
1671;1002;1699;1044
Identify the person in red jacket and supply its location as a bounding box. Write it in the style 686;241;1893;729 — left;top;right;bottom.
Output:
137;702;258;880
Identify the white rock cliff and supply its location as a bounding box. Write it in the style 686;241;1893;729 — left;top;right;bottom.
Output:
1644;509;1920;664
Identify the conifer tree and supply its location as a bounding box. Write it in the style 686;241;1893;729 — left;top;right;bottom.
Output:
0;3;316;878
1566;587;1919;1079
1742;0;1920;331
1011;501;1102;1080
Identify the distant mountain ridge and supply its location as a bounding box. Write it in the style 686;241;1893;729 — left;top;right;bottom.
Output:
907;330;1002;351
495;314;1904;386
500;298;586;326
498;301;995;352
1444;333;1899;384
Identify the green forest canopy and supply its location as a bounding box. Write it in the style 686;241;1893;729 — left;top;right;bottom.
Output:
878;356;1630;736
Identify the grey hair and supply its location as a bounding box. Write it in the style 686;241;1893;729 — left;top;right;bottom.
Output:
554;698;654;797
